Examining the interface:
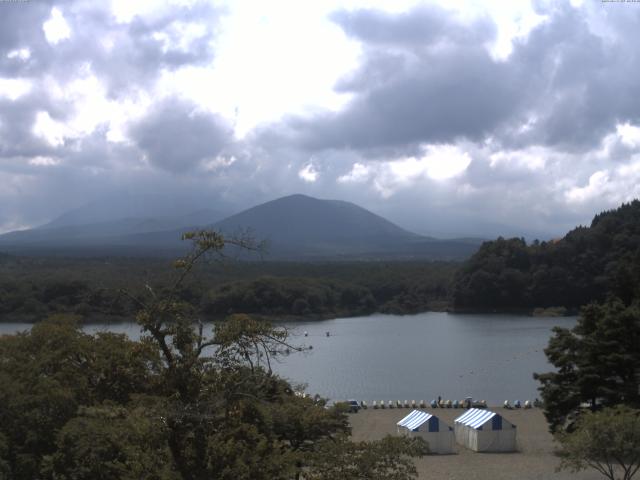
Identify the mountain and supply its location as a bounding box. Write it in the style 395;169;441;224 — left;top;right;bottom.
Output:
120;194;481;260
0;211;220;244
216;194;419;247
39;193;225;229
0;194;481;260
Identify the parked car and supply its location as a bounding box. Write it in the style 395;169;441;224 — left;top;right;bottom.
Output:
347;399;361;413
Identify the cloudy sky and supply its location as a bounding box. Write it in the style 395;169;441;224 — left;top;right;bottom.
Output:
1;0;640;238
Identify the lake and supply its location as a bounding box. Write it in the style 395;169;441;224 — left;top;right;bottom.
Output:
0;312;576;405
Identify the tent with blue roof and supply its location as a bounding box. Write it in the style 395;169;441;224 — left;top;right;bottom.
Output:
454;408;516;452
396;410;454;454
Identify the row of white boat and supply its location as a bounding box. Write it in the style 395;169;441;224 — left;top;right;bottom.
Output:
359;399;539;409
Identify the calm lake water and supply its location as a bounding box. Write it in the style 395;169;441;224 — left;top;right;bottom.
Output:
0;312;576;404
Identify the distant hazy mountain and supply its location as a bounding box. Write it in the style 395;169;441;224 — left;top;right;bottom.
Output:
39;193;226;229
0;211;221;244
0;194;481;260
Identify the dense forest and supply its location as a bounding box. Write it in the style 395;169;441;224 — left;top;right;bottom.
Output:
0;254;455;322
451;201;640;312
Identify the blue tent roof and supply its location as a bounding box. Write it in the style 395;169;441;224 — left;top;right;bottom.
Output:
397;410;436;431
454;408;500;430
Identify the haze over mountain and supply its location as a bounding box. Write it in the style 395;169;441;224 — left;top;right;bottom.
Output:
0;194;481;260
39;194;228;230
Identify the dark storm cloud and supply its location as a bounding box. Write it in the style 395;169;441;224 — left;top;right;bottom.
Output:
289;47;521;152
55;1;222;97
130;97;233;173
258;2;640;156
258;5;520;154
0;89;75;159
330;5;495;49
0;0;222;95
500;3;640;151
0;1;53;76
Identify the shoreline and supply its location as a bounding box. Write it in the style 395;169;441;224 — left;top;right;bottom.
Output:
0;306;578;325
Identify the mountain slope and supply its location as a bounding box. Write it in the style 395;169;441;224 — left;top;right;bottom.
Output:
0;211;222;247
215;194;417;246
0;194;480;260
40;193;225;229
203;194;477;259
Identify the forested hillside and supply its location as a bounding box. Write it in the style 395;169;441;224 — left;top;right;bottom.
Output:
451;200;640;311
0;255;455;322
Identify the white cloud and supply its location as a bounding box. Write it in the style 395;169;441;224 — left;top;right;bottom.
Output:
7;48;31;60
0;78;32;100
202;155;236;172
32;111;74;147
617;123;640;149
298;163;319;182
192;0;360;137
338;162;371;183
489;147;546;171
43;8;72;45
565;170;610;204
385;144;471;185
29;156;61;167
334;144;471;198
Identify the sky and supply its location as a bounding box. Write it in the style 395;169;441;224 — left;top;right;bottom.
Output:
1;0;640;238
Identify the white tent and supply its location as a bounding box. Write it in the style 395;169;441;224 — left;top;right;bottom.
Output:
454;408;516;452
396;410;455;454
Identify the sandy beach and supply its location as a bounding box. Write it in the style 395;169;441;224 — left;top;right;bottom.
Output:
349;407;602;480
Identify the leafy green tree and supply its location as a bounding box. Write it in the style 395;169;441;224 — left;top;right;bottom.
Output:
121;230;426;480
42;405;176;480
556;406;640;480
535;300;640;432
307;435;429;480
0;315;158;479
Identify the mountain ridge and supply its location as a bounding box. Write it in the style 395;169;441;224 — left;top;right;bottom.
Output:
0;194;480;260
